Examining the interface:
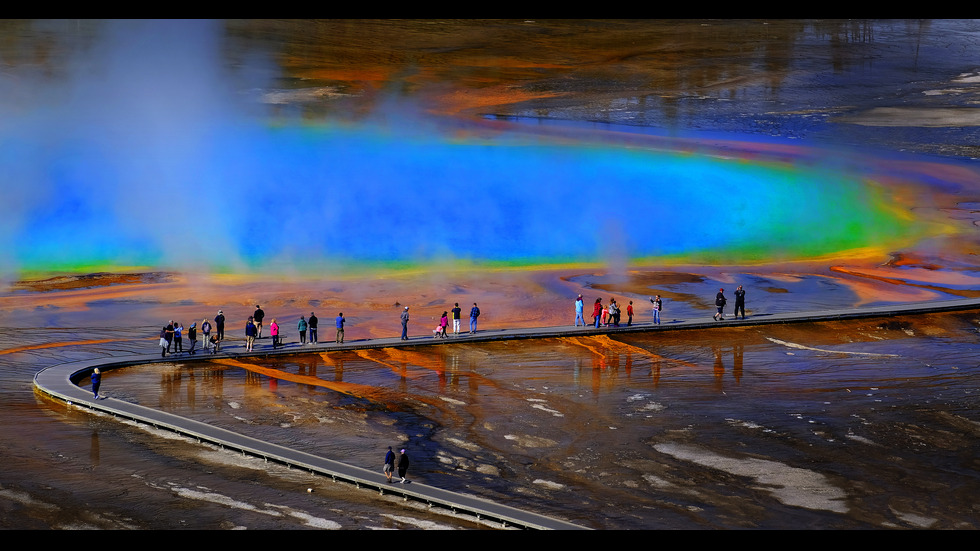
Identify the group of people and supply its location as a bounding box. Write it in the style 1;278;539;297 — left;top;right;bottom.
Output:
155;286;747;356
383;446;411;483
713;285;746;321
576;285;746;327
159;305;351;356
401;302;481;341
158;316;224;357
580;295;640;328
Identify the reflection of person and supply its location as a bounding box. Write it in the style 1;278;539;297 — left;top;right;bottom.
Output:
713;288;727;321
383;446;396;483
91;368;102;399
650;295;662;325
733;285;746;320
400;307;410;340
398;448;410;483
335;313;345;343
575;295;585;326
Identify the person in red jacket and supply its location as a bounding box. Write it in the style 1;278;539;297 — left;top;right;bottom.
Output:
592;298;603;328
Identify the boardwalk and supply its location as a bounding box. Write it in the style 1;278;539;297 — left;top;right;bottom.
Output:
33;297;980;529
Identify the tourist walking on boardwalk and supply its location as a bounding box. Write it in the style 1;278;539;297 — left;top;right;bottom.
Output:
627;300;634;326
270;319;280;348
451;303;462;335
650;295;662;325
253;305;265;338
245;317;256;351
187;323;198;355
159;326;170;357
397;448;410;483
608;299;621;327
308;312;318;344
91;368;102;399
733;285;746;320
383;446;396;483
575;295;585;326
297;315;308;345
400;307;410;340
214;310;225;341
201;319;212;352
713;288;727;321
469;303;480;334
437;311;449;338
335;313;345;343
174;321;184;353
592;298;603;328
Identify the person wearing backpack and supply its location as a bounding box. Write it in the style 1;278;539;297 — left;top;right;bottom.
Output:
201;319;212;351
713;288;727;321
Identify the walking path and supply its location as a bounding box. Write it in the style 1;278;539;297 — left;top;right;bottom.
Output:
32;297;980;530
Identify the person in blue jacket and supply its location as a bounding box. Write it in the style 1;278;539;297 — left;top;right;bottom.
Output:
469;303;481;334
91;368;102;399
383;446;396;483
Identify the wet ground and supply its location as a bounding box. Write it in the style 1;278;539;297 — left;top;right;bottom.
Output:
2;19;980;530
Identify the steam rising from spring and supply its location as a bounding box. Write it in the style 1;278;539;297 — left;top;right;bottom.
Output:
0;20;934;277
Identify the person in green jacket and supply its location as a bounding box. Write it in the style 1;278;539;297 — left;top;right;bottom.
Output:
297;315;308;345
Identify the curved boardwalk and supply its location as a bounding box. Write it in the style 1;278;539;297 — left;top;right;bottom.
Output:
33;297;980;530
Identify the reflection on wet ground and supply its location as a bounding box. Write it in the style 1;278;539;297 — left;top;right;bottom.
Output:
60;311;980;529
3;301;978;529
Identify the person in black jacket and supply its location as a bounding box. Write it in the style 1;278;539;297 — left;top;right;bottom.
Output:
713;288;727;321
383;446;396;483
187;323;197;355
253;305;265;338
397;448;410;483
733;285;746;320
214;310;225;341
308;312;318;344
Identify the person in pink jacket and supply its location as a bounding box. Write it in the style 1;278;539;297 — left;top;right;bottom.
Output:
270;318;280;348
